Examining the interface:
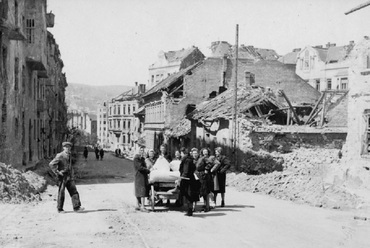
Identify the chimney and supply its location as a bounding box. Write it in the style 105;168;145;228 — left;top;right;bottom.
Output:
220;55;227;87
364;36;369;40
326;42;331;48
139;84;146;94
135;81;138;86
293;48;301;52
314;45;323;48
349;40;355;46
245;71;255;86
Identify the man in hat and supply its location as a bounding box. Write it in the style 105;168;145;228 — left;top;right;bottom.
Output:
49;141;84;213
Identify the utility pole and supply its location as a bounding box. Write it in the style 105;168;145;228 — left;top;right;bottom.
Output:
233;24;239;168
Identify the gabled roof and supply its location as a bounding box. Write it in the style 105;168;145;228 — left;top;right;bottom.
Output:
149;47;199;69
111;89;138;102
313;47;328;62
278;51;299;65
143;62;200;97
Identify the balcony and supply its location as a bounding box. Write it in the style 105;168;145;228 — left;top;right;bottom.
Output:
46;13;55;28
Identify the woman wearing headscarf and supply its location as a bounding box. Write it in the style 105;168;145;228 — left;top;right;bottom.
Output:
178;147;199;216
214;147;231;207
134;146;150;212
195;148;213;212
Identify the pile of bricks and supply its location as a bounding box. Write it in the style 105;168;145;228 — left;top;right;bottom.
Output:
0;163;45;203
228;148;364;210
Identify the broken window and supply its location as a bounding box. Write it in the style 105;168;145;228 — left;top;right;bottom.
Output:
26;19;35;44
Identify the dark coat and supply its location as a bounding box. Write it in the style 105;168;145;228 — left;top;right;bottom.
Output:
196;156;213;197
99;149;104;157
134;154;150;197
83;149;88;158
49;151;75;181
214;155;231;193
179;155;200;202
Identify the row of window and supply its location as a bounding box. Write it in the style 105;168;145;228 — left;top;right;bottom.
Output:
109;119;132;129
145;102;164;123
109;104;136;116
315;77;348;91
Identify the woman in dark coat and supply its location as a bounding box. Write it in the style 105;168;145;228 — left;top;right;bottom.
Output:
178;147;200;216
134;146;150;212
196;148;213;212
94;147;99;160
214;147;231;207
83;147;88;161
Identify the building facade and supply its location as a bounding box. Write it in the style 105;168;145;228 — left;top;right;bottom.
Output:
97;101;108;148
295;42;354;91
0;0;67;168
148;46;204;89
105;83;145;151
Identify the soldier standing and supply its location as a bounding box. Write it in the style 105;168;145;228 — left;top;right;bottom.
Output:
49;142;84;213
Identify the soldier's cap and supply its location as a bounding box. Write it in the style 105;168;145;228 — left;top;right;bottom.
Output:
62;142;72;147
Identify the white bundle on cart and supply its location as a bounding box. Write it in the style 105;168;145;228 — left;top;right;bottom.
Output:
149;157;180;183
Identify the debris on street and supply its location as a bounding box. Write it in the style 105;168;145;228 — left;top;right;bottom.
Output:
0;163;46;203
227;148;366;210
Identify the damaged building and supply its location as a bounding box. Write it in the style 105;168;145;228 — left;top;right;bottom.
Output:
0;0;67;168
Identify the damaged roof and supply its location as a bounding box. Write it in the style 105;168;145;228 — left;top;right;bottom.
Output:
189;86;284;121
232;60;321;105
165;118;191;138
143;62;200;97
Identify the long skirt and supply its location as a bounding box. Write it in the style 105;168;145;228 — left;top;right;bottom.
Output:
214;172;226;194
199;172;213;197
180;179;200;203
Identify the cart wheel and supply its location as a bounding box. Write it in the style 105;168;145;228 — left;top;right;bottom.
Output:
151;185;155;211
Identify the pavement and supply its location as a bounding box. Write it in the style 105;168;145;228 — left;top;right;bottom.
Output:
1;153;370;248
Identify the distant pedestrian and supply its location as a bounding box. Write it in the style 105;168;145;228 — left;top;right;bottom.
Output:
83;146;88;161
94;147;99;160
49;142;84;213
99;148;104;160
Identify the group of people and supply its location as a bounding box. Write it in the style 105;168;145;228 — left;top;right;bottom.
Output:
134;144;231;216
94;147;105;160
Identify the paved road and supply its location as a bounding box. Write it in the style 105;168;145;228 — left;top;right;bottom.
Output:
1;153;370;248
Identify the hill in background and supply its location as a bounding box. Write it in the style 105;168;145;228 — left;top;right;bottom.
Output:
65;83;132;115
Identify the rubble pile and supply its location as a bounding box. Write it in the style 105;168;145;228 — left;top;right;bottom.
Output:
0;163;46;203
29;159;57;186
239;149;284;174
228;148;364;210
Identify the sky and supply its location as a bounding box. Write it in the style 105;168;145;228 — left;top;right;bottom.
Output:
47;0;370;87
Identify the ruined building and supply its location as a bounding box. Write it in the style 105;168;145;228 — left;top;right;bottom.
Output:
0;0;67;168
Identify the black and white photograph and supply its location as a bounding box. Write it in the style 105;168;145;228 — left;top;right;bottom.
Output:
1;0;370;247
